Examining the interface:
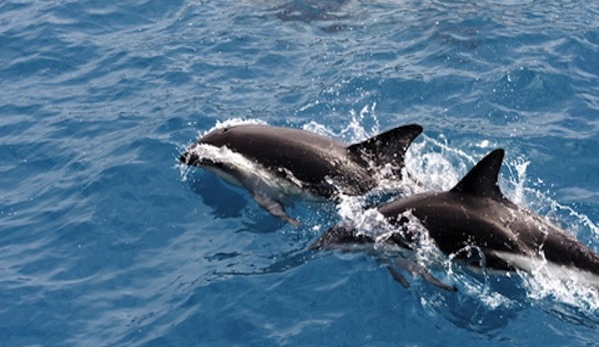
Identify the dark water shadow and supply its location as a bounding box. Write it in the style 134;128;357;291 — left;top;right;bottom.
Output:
273;0;351;22
542;303;599;330
406;262;561;339
212;248;320;279
185;171;248;219
269;0;354;33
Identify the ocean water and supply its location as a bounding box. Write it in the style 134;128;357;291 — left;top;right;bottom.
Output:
1;0;598;346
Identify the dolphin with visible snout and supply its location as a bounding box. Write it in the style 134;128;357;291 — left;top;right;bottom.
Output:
311;149;599;290
180;123;423;225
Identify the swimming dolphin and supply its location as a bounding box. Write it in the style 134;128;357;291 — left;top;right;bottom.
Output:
180;123;423;225
311;149;599;289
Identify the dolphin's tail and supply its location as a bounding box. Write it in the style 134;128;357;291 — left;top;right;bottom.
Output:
346;124;423;177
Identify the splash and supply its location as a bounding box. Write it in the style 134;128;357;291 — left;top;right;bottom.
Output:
183;110;599;315
206;118;267;135
510;159;530;205
322;107;599;315
303;102;380;143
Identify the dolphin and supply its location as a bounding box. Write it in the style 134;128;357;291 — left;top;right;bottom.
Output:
311;149;599;290
180;123;423;225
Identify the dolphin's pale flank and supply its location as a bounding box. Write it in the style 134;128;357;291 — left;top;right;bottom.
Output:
311;149;599;290
180;123;423;225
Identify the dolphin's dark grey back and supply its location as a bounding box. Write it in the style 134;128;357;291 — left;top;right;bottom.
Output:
198;124;370;196
180;122;425;223
187;123;423;197
311;147;599;286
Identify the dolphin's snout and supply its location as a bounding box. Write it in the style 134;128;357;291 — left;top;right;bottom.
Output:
180;150;200;166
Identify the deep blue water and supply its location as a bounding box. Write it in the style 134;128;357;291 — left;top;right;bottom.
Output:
1;0;599;346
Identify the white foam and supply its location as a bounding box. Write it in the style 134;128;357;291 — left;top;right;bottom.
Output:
523;259;599;312
203;118;267;136
302;102;380;143
326;110;599;311
187;113;599;312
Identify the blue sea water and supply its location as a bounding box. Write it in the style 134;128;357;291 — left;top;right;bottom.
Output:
1;0;599;346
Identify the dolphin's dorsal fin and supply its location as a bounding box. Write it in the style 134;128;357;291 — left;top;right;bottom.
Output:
347;124;423;173
450;149;506;200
